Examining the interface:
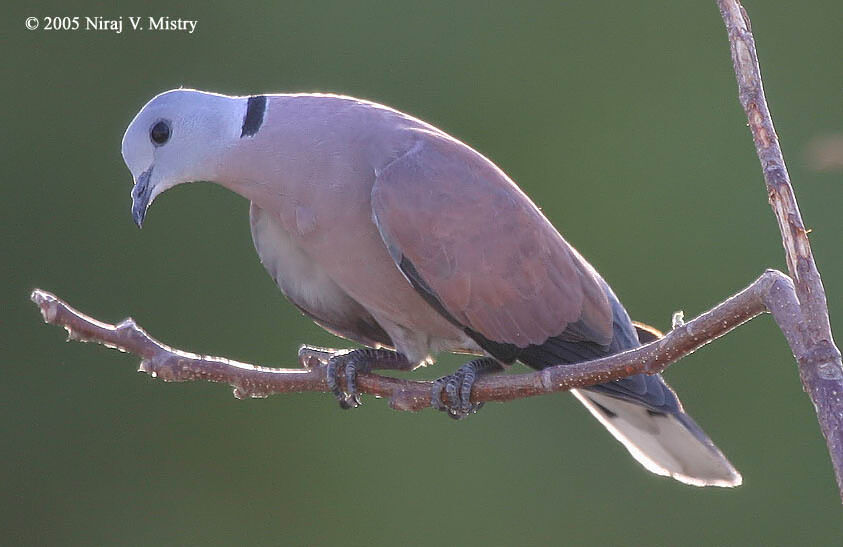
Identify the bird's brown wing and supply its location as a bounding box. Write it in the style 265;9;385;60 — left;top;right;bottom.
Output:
371;132;613;350
372;132;742;487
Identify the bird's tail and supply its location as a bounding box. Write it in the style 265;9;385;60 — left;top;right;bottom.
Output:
570;387;742;487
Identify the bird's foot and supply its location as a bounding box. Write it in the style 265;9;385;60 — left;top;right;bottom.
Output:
431;358;503;420
325;348;408;409
298;345;340;368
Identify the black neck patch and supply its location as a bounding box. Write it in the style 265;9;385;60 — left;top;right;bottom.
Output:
240;95;267;138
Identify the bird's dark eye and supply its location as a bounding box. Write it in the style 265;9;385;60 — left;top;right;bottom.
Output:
150;121;171;145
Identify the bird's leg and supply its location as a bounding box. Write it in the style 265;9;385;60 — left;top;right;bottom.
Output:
325;348;410;409
431;358;504;420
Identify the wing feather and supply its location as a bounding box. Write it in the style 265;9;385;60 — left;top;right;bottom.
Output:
371;132;612;348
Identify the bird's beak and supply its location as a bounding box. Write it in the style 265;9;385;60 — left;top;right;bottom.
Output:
131;166;154;228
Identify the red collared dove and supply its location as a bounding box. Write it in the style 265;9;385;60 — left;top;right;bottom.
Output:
121;89;741;487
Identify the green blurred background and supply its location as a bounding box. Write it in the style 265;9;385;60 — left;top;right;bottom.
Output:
4;1;842;544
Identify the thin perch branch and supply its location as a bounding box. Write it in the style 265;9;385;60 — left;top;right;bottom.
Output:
31;269;792;412
717;0;843;498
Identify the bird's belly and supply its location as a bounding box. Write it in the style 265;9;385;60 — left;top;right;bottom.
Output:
308;224;479;362
252;201;476;363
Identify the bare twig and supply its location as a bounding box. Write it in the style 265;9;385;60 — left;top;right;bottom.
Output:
717;0;843;498
31;269;793;412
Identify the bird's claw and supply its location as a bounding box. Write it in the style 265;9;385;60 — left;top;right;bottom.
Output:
298;345;338;368
322;348;409;411
326;350;368;409
431;363;485;420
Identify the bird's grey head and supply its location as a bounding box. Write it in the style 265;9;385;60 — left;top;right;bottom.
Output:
121;89;241;227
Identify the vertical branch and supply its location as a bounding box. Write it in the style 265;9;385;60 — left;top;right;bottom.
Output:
717;0;843;500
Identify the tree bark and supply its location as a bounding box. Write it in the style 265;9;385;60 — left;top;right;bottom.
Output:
717;0;843;498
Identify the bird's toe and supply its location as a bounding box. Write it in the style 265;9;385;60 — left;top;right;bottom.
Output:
432;367;482;420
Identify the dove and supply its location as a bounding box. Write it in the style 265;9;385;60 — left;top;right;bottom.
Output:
121;89;741;486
